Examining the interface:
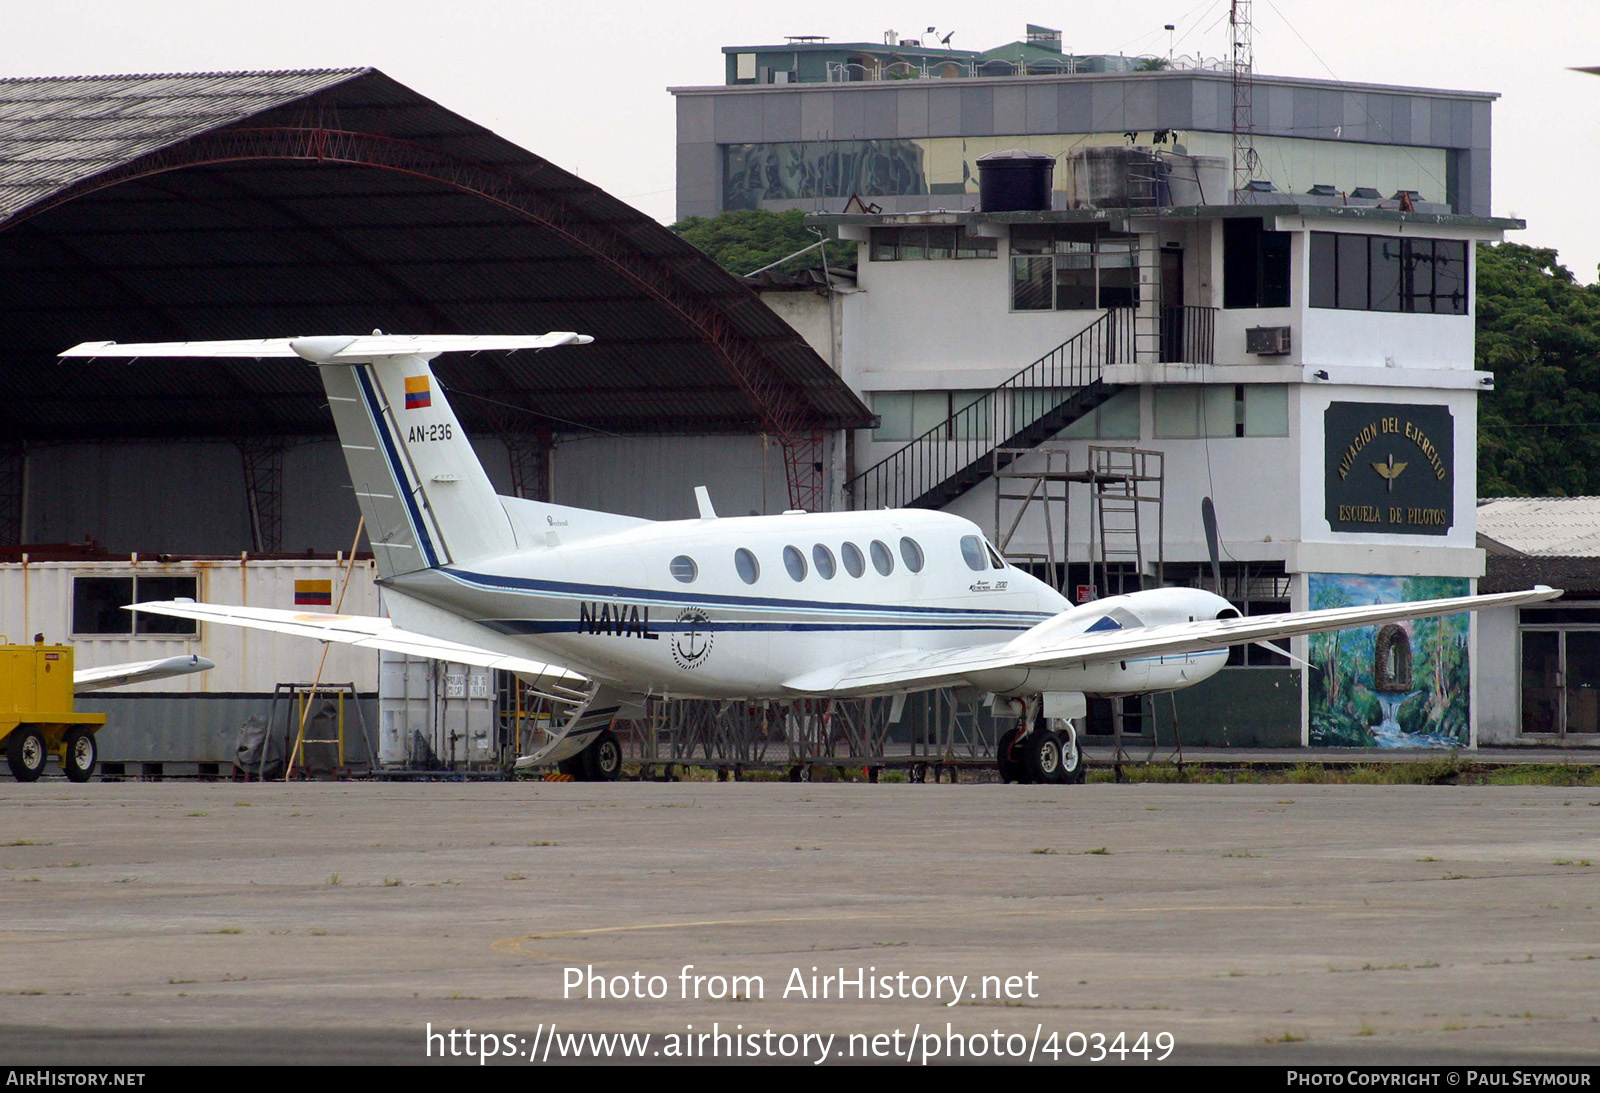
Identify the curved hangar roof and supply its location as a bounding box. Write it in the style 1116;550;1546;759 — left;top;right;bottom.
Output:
0;68;870;442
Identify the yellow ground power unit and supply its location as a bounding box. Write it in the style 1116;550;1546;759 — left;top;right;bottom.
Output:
0;641;106;782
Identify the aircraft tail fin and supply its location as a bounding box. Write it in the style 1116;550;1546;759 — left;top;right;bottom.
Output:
61;334;592;577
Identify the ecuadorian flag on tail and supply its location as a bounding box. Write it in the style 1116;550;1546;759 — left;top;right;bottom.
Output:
404;375;431;410
294;580;333;606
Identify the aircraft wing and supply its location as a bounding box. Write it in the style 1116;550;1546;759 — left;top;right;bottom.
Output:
74;653;216;693
784;586;1562;697
128;601;587;682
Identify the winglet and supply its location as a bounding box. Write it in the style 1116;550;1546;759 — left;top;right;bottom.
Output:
694;486;718;520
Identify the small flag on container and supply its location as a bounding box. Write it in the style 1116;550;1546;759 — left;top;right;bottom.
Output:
404;375;431;409
295;579;333;606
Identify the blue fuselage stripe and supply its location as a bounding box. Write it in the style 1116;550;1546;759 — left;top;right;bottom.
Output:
441;568;1055;622
484;620;1034;635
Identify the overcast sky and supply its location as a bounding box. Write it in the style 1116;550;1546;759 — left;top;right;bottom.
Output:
7;1;1600;279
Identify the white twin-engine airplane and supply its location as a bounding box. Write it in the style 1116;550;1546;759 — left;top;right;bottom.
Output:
63;333;1560;783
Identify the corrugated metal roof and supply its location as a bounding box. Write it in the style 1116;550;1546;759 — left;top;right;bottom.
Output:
0;69;871;441
0;70;369;223
1475;497;1600;557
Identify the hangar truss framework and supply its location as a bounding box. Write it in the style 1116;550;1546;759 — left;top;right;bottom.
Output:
0;67;872;550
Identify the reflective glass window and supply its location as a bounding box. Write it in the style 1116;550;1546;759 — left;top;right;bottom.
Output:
812;544;837;579
735;548;760;584
870;540;894;576
841;542;866;578
899;537;925;573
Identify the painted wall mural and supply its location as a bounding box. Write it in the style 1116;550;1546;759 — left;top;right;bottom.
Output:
1307;574;1471;748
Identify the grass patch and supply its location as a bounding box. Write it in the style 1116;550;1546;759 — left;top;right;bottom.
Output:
1083;760;1597;787
1264;1030;1307;1043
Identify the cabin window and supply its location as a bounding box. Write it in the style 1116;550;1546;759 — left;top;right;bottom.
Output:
783;545;808;581
870;540;894;576
812;544;837;579
899;537;925;573
734;548;760;585
841;542;866;578
960;536;987;572
72;575;199;637
669;555;698;583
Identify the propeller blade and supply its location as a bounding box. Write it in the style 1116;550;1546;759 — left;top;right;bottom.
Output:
1201;496;1222;594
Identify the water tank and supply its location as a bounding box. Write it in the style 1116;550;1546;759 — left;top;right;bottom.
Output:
976;149;1055;212
1069;146;1167;208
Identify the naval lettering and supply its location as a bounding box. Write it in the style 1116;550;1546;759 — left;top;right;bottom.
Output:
578;602;660;640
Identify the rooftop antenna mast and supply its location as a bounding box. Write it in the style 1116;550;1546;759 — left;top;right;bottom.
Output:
1230;0;1260;201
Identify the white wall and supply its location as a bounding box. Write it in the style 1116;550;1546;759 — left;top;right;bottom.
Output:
1476;605;1520;745
937;389;1301;565
850;245;1105;389
1300;309;1475;372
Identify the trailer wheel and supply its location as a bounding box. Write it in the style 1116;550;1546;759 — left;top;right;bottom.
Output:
7;726;47;782
62;727;97;783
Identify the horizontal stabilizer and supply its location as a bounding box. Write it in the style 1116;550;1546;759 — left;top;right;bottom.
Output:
74;653;215;693
128;601;586;683
62;333;591;362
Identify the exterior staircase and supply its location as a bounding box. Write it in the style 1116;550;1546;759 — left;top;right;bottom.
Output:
850;310;1130;511
849;306;1214;512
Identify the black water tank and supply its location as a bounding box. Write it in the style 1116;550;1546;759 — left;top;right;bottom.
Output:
976;149;1055;212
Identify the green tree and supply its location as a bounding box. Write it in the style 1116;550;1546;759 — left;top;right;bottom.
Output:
669;209;855;277
1476;242;1600;496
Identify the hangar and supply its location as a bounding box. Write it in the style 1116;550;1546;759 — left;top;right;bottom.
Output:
0;68;870;772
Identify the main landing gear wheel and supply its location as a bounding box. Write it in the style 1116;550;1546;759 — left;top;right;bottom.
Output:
7;726;47;783
1026;728;1065;785
996;726;1029;783
1056;722;1086;785
61;726;97;783
581;728;623;782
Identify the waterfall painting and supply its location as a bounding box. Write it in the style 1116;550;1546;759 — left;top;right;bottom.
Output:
1307;574;1472;748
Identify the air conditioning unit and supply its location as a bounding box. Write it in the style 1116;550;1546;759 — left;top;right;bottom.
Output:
1246;326;1291;356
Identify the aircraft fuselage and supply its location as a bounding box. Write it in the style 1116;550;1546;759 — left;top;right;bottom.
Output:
386;507;1232;700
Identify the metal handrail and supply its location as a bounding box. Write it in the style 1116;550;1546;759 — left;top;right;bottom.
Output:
850;311;1132;511
1160;305;1215;364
